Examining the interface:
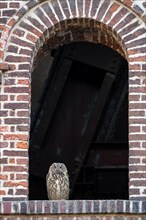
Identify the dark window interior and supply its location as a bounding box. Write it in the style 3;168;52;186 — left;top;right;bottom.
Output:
29;42;128;200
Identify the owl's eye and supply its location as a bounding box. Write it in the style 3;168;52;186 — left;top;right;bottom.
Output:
51;164;56;172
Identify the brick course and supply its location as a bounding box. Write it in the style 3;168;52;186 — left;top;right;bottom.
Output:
0;0;146;213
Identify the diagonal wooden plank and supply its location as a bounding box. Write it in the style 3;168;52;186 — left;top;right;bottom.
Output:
30;53;73;149
70;71;116;194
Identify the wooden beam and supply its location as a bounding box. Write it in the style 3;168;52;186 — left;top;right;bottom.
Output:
70;71;116;193
30;50;73;149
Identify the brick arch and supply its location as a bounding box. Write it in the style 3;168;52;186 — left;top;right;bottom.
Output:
0;0;145;64
0;0;146;201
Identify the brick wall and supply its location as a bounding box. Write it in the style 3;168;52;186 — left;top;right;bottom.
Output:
0;1;28;38
0;200;146;219
0;0;146;215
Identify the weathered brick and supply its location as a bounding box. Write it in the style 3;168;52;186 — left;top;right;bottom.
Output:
0;3;7;9
6;55;30;63
10;36;34;48
41;3;58;25
17;111;29;117
4;103;29;109
13;29;25;37
4;86;29;93
0;174;8;180
3;10;16;17
0;111;8;117
3;166;28;173
16;189;28;195
0;62;9;71
34;7;52;28
9;2;20;8
3;150;28;157
26;33;38;43
4;181;27;187
3;134;28;141
4;118;29;125
7;45;18;53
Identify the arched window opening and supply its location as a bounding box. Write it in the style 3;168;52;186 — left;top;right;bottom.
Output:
29;42;128;200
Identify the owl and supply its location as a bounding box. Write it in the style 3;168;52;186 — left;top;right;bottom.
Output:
46;163;69;200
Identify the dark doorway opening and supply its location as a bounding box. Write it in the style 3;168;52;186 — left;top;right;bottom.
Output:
29;42;128;200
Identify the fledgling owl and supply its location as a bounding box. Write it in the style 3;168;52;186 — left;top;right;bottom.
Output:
46;163;69;200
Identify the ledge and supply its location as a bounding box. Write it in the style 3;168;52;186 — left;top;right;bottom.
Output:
0;200;146;215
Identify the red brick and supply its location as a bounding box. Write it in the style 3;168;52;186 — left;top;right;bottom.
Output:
129;118;146;125
16;158;28;165
17;126;29;131
0;62;9;71
129;126;140;133
19;48;32;56
3;166;28;173
0;174;8;180
7;17;16;27
16;174;28;180
3;134;28;141
126;38;146;48
10;36;33;48
17;111;29;117
130;180;146;187
4;78;15;85
3;10;16;17
3;150;28;157
4;118;29;125
20;21;42;37
142;158;146;164
0;190;6;195
60;0;70;18
129;165;146;172
4;181;28;187
5;55;30;63
9;2;20;8
108;7;128;27
0;111;8;117
90;0;101;17
18;64;30;70
9;158;15;164
16;142;28;149
129;55;146;63
41;3;58;25
16;189;28;195
4;103;29;110
8;189;14;195
26;33;38;43
0;3;7;9
129;94;140;101
0;126;9;132
7;45;18;53
129;103;146;109
142;95;146;101
129;134;146;141
129;111;145;117
4;86;29;93
17;94;30;101
34;7;52;28
103;3;120;23
13;28;25;37
129;158;140;164
129;150;146;156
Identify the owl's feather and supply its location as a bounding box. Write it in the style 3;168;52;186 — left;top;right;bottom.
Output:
46;163;69;200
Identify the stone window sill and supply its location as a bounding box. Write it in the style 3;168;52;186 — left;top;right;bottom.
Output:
0;200;146;214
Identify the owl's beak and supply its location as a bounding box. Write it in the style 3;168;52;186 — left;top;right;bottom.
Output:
56;164;62;174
